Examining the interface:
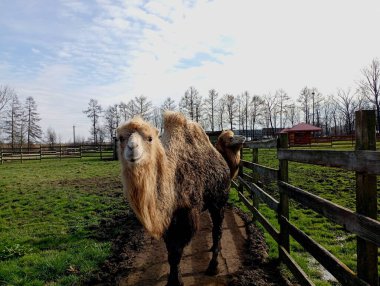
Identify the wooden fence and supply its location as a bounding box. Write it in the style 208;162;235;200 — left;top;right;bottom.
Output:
0;143;116;164
235;110;379;286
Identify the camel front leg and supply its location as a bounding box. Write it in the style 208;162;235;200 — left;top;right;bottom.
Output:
165;243;184;286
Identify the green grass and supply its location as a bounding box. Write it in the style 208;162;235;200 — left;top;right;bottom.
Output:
0;159;126;285
233;146;380;285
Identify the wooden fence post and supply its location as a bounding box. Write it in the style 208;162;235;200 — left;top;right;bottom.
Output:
20;146;23;163
236;149;245;219
355;110;378;286
39;145;42;162
113;137;118;160
278;133;290;258
251;147;259;211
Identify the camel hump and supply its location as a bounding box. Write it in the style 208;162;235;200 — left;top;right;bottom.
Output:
163;111;187;131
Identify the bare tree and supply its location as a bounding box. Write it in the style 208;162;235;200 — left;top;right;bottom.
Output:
119;101;128;122
330;99;340;135
161;97;177;112
321;98;333;135
24;96;42;150
3;94;23;149
83;99;102;144
358;58;380;131
45;127;57;148
217;97;226;130
225;94;237;130
298;87;311;124
275;89;290;128
262;93;278;135
205;89;218;131
179;86;202;122
104;104;120;141
0;85;14;115
310;88;324;127
236;94;243;131
134;95;152;120
242;91;250;136
249;95;264;139
285;102;299;127
152;106;162;131
335;88;357;134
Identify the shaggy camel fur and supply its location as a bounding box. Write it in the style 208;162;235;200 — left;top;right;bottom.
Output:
215;130;246;179
117;112;230;286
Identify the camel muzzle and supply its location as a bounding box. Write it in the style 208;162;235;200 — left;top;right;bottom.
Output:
231;135;246;145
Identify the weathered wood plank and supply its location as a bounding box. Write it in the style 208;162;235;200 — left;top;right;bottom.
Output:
240;172;254;182
244;138;277;149
277;150;380;175
238;191;279;243
241;160;279;182
355;109;378;286
282;216;369;286
278;246;315;286
238;176;279;211
279;181;380;246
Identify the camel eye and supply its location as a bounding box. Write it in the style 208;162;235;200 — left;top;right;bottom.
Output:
119;136;125;143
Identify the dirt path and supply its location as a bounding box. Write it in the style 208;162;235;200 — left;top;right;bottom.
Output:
91;206;298;286
119;208;247;286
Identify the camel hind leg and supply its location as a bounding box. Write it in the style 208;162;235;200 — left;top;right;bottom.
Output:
206;205;225;275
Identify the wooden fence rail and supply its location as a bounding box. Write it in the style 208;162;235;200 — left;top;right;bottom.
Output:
237;110;379;286
0;143;116;164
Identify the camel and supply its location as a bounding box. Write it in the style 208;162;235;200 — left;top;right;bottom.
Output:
117;112;230;286
215;130;246;179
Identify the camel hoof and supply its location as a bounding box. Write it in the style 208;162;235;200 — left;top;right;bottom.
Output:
166;282;184;286
166;273;184;286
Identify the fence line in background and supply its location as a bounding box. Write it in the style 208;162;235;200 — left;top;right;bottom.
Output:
0;143;117;164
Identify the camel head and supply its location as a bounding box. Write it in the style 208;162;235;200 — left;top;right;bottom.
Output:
216;130;246;151
215;130;246;179
117;116;160;167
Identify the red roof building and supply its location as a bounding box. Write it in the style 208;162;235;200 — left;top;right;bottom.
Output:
280;123;322;145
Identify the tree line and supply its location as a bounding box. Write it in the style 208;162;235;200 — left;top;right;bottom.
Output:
0;86;42;149
84;59;380;144
1;58;379;147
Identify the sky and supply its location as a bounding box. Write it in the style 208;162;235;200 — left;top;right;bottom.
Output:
1;0;380;142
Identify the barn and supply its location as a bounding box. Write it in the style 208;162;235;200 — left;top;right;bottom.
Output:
280;123;322;145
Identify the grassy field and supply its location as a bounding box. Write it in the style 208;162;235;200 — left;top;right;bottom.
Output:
1;142;378;285
230;143;380;286
0;159;126;285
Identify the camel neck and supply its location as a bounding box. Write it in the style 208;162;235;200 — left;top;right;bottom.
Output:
123;146;175;239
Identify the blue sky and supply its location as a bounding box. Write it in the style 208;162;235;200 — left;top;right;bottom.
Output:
1;0;380;141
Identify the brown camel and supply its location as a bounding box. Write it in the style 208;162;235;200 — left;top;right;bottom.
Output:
117;112;230;286
215;130;246;179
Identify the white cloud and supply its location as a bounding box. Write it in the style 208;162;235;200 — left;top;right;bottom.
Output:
1;0;380;141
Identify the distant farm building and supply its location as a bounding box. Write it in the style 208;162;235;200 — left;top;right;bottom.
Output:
280;123;322;145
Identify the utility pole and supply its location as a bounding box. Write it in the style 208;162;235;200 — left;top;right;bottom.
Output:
73;125;76;145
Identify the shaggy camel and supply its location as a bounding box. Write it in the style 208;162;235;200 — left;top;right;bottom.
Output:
215;130;246;179
117;112;230;286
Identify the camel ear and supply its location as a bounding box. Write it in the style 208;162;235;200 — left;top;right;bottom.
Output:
154;128;159;136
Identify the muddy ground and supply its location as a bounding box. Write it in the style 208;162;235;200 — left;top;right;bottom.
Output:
87;203;299;286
